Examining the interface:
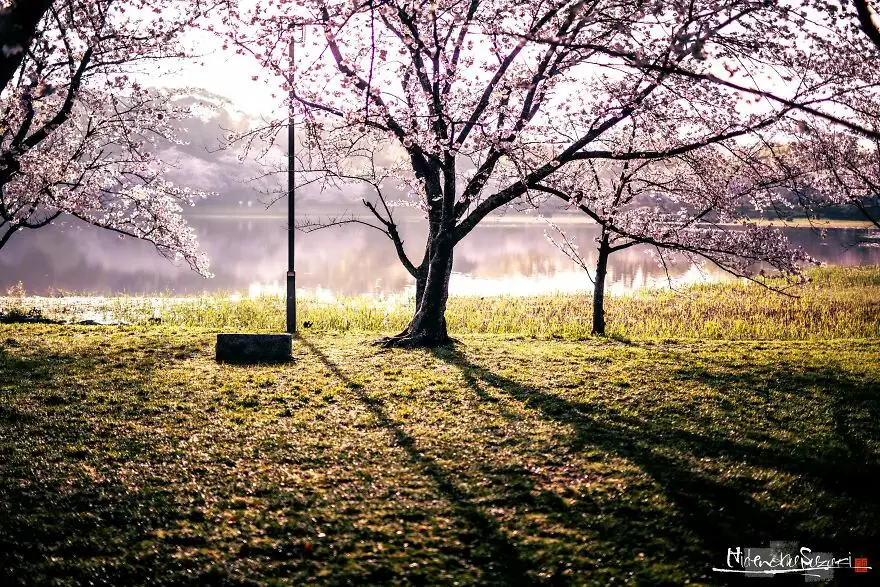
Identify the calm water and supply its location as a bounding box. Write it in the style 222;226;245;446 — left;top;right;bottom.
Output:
1;214;878;298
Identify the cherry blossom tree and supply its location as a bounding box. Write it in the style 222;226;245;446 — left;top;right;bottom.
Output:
532;0;880;229
532;1;880;141
1;87;215;273
742;1;880;229
224;0;877;347
0;0;222;274
540;133;815;335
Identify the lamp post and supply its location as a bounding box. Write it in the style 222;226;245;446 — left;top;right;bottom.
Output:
214;23;303;364
286;27;296;334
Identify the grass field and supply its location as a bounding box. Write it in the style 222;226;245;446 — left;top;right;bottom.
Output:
0;267;878;585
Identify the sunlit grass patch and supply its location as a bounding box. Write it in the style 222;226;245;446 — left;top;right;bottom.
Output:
2;265;878;339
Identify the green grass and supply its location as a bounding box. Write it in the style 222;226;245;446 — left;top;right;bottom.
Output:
3;265;879;339
0;266;878;584
0;329;877;585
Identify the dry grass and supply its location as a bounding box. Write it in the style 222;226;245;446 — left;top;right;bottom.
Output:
3;266;877;340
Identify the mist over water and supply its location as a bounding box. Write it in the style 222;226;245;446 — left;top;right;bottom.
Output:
1;213;878;298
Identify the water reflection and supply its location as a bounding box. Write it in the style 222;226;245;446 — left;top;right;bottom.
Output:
1;214;877;297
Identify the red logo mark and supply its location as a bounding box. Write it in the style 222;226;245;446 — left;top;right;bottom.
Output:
854;558;869;573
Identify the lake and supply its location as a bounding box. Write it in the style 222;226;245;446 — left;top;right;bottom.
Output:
1;213;878;298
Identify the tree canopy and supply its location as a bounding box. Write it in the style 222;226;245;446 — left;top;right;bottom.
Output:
0;0;222;273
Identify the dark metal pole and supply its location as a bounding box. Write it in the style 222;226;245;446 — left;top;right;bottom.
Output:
286;32;296;334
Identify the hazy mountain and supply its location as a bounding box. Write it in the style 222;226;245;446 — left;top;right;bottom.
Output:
157;89;577;221
159;89;376;216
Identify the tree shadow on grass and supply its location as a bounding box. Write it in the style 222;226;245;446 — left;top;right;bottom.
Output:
430;344;880;585
633;344;880;507
0;335;225;586
667;352;880;473
297;336;539;586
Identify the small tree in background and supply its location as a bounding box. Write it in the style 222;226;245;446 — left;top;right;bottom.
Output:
538;132;815;335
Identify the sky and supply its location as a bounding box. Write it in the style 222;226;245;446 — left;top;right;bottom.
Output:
155;27;282;118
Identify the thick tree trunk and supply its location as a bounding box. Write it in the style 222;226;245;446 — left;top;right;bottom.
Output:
381;235;454;348
592;238;610;336
414;272;426;308
0;0;54;95
0;226;16;251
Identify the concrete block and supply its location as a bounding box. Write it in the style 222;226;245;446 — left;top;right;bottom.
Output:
216;333;292;364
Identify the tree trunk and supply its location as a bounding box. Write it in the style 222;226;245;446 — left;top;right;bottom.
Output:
0;226;16;251
0;0;54;96
592;238;610;336
414;271;426;308
381;235;454;348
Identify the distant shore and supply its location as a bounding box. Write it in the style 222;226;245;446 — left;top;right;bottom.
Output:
186;209;879;229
